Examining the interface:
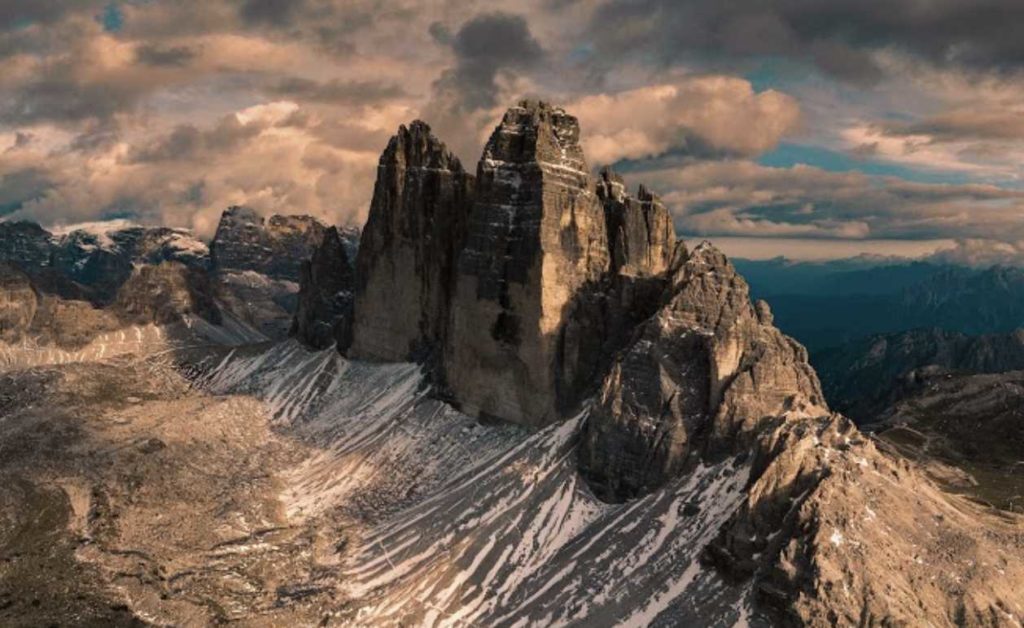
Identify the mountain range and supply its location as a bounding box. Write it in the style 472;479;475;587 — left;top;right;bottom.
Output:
737;258;1024;351
0;101;1021;627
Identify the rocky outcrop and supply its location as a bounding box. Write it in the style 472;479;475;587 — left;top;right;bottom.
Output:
597;168;675;277
210;206;326;281
0;262;121;349
0;221;54;269
579;243;826;501
445;101;610;426
703;412;1024;626
348;121;473;362
0;263;40;343
291;227;355;350
113;262;222;326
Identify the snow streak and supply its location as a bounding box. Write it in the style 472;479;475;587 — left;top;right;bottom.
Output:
198;342;759;627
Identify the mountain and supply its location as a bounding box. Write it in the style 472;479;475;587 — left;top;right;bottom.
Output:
0;220;209;304
0;100;1021;627
871;368;1024;513
814;327;1024;424
739;258;1024;351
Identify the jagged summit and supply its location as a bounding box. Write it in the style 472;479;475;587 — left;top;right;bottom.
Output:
210;205;327;281
348;118;474;361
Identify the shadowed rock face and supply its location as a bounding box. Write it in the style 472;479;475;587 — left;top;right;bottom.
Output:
446;100;610;427
113;262;223;326
349;121;474;362
291;227;355;350
0;222;54;269
597;168;675;277
579;243;826;502
210;206;326;282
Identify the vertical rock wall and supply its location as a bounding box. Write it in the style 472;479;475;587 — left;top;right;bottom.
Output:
445;101;610;427
348;121;474;362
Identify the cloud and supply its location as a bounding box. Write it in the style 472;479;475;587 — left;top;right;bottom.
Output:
238;0;305;27
268;77;410;106
569;76;801;165
434;12;545;111
134;43;198;67
1;101;402;236
582;0;1024;84
927;238;1024;267
634;159;1024;242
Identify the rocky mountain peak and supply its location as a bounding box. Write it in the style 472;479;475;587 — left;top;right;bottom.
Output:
348;120;474;361
481;100;588;178
578;241;826;501
383;120;464;172
599;168;675;277
210;206;326;281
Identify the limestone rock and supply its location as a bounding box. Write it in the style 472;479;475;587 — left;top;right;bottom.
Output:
0;263;39;344
113;262;222;326
578;242;826;501
349;121;473;361
210;206;326;281
446;100;609;427
291;227;355;350
597;168;675;277
0;262;121;349
704;412;1024;626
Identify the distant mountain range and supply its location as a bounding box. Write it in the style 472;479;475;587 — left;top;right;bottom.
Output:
0;210;359;342
736;257;1024;351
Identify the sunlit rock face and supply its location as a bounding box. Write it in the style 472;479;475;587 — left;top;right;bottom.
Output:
578;243;827;502
445;100;611;427
291;227;355;350
349;121;474;362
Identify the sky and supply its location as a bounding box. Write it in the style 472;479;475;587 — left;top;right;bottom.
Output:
3;0;1024;262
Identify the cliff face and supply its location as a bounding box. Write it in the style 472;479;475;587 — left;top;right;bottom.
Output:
445;101;610;426
578;243;826;501
348;121;474;362
597;168;675;277
113;262;223;327
291;227;355;350
209;206;326;282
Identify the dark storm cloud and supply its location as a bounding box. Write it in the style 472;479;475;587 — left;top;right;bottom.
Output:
2;73;139;125
585;0;1024;82
435;12;545;110
238;0;305;26
0;1;99;31
0;168;52;215
135;43;198;67
268;77;410;106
